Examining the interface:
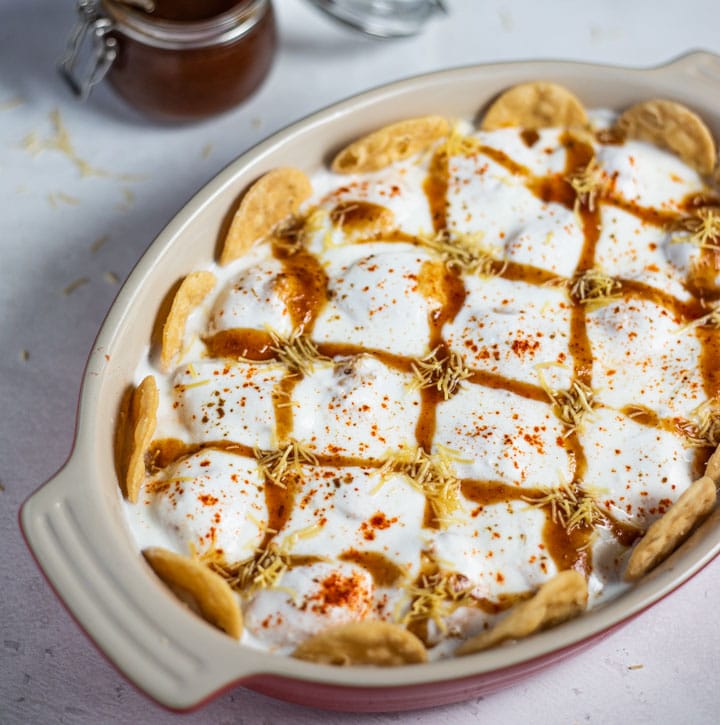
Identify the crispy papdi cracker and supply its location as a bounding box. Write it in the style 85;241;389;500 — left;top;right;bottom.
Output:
144;547;243;639
456;570;588;655
220;168;312;265
114;384;133;487
123;375;158;503
706;445;720;483
331;116;450;174
480;82;588;131
292;621;427;666
624;475;717;581
614;100;716;175
160;271;216;371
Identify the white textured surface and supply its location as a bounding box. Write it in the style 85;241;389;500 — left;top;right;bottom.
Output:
1;0;720;723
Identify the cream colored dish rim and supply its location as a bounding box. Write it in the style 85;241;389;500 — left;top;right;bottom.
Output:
21;51;720;710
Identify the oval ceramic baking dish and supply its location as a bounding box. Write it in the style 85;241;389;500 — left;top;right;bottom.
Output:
21;51;720;713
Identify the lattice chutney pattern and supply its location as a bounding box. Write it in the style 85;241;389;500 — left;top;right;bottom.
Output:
119;85;720;663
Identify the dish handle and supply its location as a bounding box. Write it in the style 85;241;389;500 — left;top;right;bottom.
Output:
653;50;720;86
20;456;262;710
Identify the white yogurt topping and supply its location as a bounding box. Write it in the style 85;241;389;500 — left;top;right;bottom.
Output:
134;449;266;564
173;360;284;448
244;561;374;646
209;258;295;337
277;466;426;572
586;297;705;419
313;243;437;357
123;114;718;659
596;141;705;209
579;407;695;529
444;275;573;390
292;356;420;457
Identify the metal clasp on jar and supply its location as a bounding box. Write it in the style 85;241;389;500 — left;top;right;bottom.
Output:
59;0;121;100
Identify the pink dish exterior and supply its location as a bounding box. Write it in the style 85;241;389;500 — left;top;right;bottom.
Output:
20;52;720;713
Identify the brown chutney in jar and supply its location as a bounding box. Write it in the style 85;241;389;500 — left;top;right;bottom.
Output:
101;0;277;121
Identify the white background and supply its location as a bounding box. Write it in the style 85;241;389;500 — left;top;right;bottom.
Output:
2;0;720;722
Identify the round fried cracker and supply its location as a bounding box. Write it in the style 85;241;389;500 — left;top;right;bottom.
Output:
456;570;588;655
124;375;158;503
480;82;588;131
615;100;716;175
161;271;216;371
293;621;427;666
220;168;312;266
624;475;717;581
144;547;243;639
705;444;720;484
331;116;450;174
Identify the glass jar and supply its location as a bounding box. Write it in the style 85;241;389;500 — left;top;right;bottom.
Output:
60;0;277;121
305;0;446;38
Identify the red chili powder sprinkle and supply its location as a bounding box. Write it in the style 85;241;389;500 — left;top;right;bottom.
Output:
359;512;398;541
303;571;370;615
